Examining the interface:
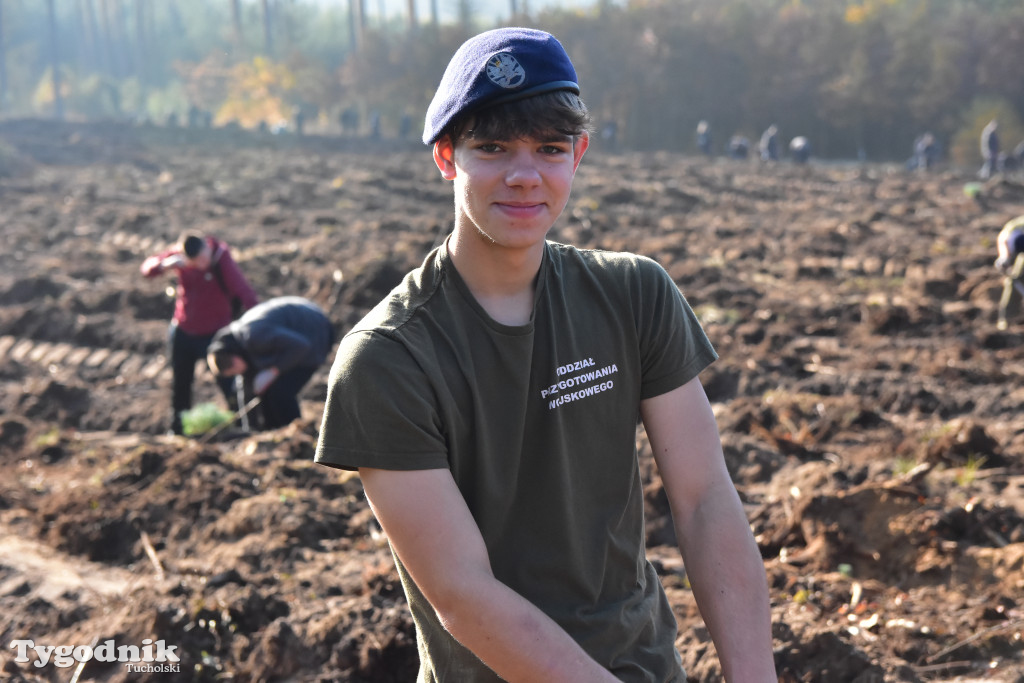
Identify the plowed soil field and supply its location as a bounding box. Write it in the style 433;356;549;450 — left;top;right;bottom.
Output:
1;119;1023;682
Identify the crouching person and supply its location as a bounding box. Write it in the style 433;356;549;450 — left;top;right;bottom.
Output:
996;215;1024;330
208;296;334;429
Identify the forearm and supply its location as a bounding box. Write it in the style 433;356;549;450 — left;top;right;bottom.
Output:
642;380;775;680
360;467;617;683
674;485;775;682
141;251;182;277
434;572;618;683
140;254;165;277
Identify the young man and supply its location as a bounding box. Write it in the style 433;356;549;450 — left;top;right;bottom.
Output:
315;28;776;682
141;233;259;434
207;296;333;429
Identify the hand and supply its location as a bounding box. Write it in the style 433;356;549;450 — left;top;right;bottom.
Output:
253;367;279;395
161;254;186;269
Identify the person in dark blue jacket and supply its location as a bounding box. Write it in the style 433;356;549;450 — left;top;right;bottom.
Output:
207;296;334;429
759;125;779;162
789;135;812;163
908;132;938;172
980;119;999;179
696;119;713;156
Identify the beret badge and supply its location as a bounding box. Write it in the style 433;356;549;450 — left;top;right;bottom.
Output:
486;53;526;90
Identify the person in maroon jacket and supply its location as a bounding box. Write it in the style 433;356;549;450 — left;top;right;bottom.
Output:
141;233;259;434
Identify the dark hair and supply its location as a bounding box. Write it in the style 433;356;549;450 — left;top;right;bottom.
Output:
209;350;238;375
181;234;205;258
445;90;591;143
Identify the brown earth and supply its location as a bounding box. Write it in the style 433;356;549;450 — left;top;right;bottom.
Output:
0;119;1023;682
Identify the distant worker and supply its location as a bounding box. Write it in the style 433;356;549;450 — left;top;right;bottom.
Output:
141;233;259;435
207;296;334;430
910;132;938;172
1003;151;1020;174
980;119;999;179
759;124;779;162
995;215;1024;330
727;134;750;159
601;119;619;149
369;110;381;139
339;107;359;136
399;114;413;140
696;119;713;156
789;136;812;164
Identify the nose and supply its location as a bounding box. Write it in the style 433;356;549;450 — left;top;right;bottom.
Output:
505;149;542;188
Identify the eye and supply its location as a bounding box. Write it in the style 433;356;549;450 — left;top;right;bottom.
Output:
475;141;503;153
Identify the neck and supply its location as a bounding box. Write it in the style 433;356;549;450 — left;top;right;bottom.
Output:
447;229;544;326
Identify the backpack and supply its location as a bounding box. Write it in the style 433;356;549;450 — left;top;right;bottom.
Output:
209;249;244;320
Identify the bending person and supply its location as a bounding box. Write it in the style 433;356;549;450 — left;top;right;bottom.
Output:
207;296;333;429
996;215;1024;330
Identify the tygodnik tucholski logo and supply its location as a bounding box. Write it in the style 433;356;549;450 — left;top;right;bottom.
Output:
10;638;181;673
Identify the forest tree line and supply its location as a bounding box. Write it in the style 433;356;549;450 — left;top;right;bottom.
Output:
1;0;1023;163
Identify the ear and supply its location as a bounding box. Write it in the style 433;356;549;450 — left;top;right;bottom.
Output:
572;131;589;172
433;137;457;180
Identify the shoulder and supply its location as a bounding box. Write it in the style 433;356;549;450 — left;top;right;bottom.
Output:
546;242;671;286
209;238;235;261
329;328;427;401
548;241;659;269
349;247;448;336
1003;215;1024;234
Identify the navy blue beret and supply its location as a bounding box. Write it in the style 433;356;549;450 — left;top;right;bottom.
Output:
422;27;580;145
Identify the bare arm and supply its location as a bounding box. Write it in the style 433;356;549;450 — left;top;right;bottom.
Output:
641;377;776;682
359;467;618;683
140;250;181;277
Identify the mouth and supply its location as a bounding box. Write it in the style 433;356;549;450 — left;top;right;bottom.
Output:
495;201;545;216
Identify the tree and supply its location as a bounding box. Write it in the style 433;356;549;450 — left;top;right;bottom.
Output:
230;0;243;50
261;0;273;56
457;0;475;30
0;0;7;111
350;0;365;51
136;0;150;83
98;0;118;77
85;0;103;72
46;0;64;119
406;0;417;32
74;0;97;74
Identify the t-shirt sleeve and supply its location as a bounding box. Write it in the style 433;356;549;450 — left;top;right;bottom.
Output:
634;257;718;400
315;329;449;471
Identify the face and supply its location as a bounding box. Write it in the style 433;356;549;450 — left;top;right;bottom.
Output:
434;130;588;253
209;353;247;377
184;242;212;270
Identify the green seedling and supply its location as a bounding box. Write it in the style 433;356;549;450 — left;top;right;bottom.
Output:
955;453;987;487
180;403;235;436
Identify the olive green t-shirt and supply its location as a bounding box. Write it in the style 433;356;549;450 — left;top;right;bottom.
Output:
315;241;717;682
